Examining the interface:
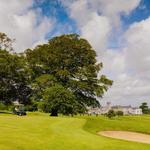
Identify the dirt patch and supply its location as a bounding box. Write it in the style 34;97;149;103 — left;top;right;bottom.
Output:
99;131;150;144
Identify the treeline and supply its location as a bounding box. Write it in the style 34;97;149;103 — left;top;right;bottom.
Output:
0;33;113;116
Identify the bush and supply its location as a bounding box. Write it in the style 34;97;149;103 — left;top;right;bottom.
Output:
116;111;124;116
0;102;8;110
37;101;50;113
25;102;38;112
106;109;116;118
148;109;150;114
8;105;14;111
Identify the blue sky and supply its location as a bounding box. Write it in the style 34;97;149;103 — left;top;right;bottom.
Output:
33;0;79;38
33;0;150;34
122;0;150;27
31;0;150;49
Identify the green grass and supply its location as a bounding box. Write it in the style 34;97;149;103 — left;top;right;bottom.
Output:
0;113;150;150
83;115;150;134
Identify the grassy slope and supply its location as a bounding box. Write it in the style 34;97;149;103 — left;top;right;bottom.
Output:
83;115;150;134
0;112;150;150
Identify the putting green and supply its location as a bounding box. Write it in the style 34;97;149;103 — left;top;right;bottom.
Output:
0;113;150;150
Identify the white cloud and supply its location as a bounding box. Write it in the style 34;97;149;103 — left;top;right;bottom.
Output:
0;0;54;52
62;0;150;106
61;0;111;53
125;17;150;79
102;17;150;106
102;73;150;106
68;0;92;27
90;0;141;26
81;14;111;52
61;0;141;53
101;49;126;77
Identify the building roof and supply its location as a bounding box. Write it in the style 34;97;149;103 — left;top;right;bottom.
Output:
111;105;132;109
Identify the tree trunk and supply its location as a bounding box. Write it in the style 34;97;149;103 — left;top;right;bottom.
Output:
50;108;58;116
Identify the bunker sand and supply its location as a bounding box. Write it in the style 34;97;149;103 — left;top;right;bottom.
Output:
99;131;150;144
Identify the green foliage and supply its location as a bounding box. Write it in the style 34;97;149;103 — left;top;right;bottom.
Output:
1;33;113;115
25;102;38;112
26;34;113;115
37;101;50;113
0;50;32;104
106;109;116;118
140;102;149;114
106;110;123;118
0;102;8;110
116;110;124;116
0;33;32;105
42;84;77;116
31;74;57;102
0;32;14;51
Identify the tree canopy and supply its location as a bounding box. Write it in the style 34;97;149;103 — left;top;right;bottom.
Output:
140;102;149;114
0;33;113;116
0;33;32;105
26;34;113;116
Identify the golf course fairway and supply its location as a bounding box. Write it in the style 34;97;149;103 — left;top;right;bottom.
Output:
0;113;150;150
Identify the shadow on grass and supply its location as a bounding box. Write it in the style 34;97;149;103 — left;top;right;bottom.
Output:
0;111;12;114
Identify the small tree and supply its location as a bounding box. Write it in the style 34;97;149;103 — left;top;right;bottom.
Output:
140;102;149;114
148;109;150;114
116;110;124;116
106;109;116;118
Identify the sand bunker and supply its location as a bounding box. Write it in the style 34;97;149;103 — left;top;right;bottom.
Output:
99;131;150;144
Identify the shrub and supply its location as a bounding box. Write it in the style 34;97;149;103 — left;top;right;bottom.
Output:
116;111;124;116
0;102;8;110
25;102;38;112
37;101;50;113
106;109;116;118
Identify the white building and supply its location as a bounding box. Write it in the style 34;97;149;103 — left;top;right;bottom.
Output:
87;102;111;115
131;107;143;115
87;102;142;115
111;105;142;115
87;107;101;115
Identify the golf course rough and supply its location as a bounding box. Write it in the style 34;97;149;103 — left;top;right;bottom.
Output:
0;113;150;150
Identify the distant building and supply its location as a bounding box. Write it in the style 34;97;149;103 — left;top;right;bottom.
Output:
100;102;111;114
131;107;143;115
111;105;142;115
87;102;142;115
87;102;111;115
87;107;101;115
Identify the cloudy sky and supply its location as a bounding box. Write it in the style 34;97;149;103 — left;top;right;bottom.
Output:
0;0;150;106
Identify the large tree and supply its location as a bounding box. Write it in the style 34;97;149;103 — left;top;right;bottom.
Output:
26;34;113;116
0;33;32;105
